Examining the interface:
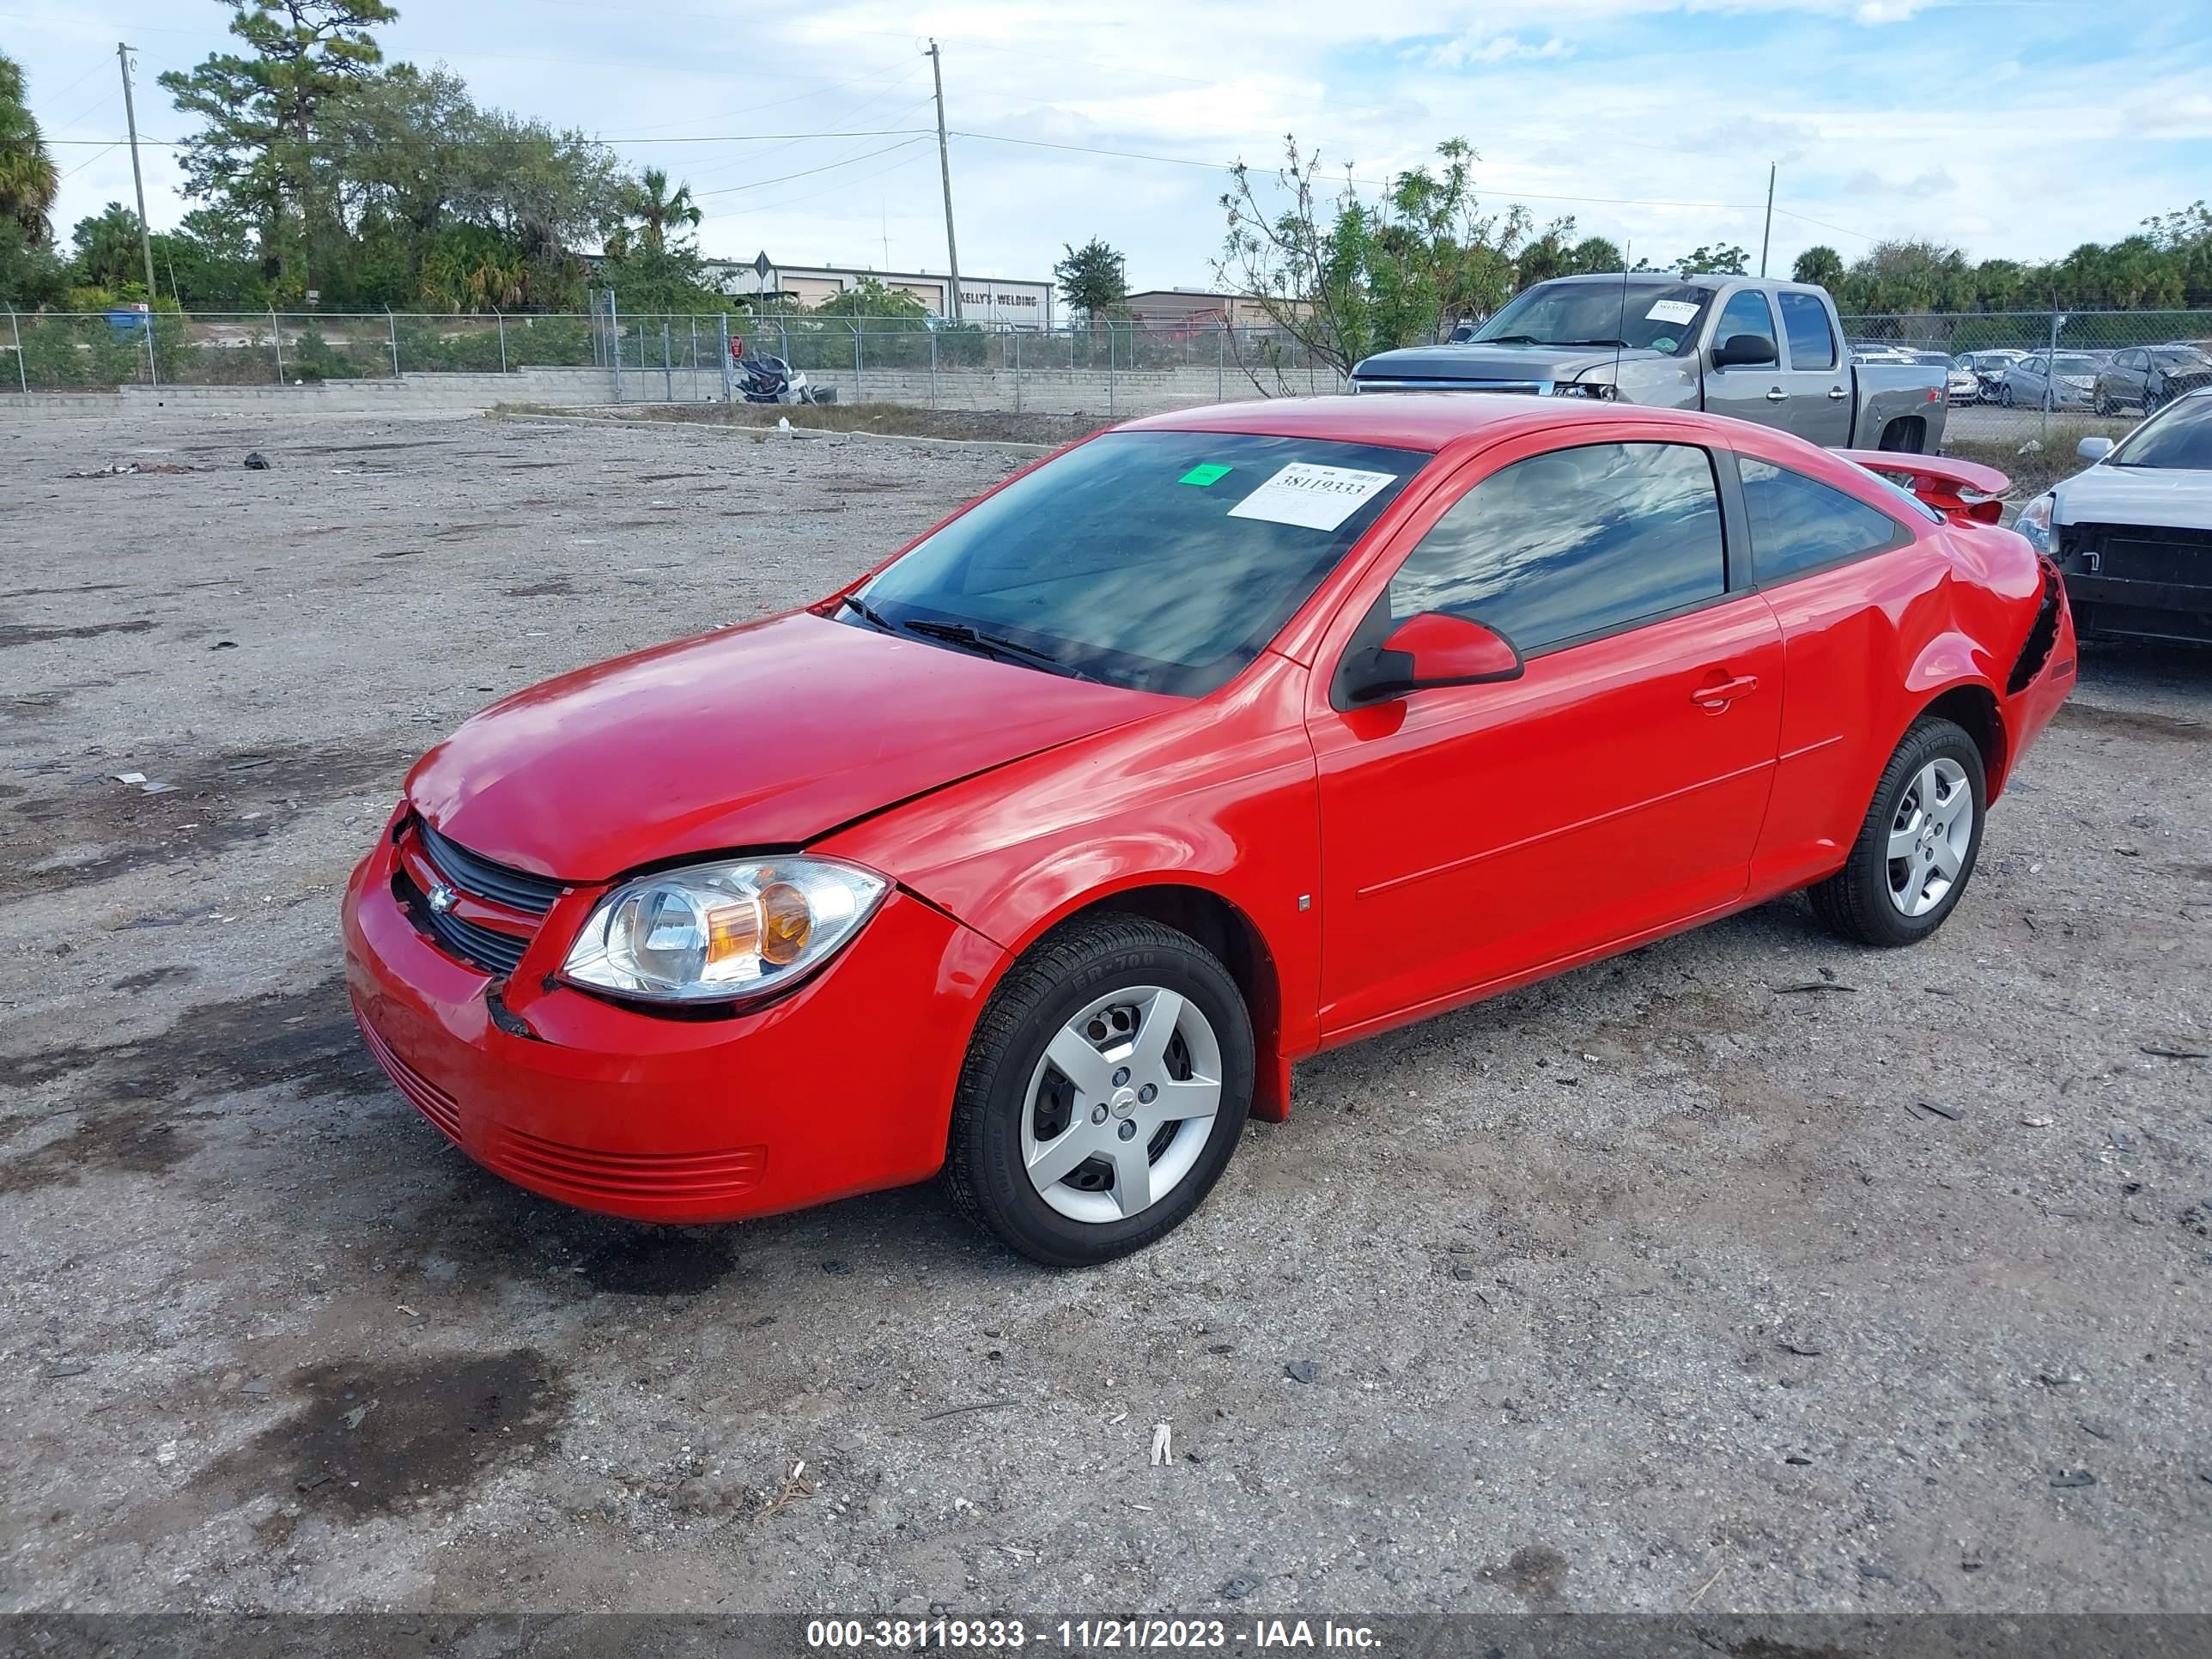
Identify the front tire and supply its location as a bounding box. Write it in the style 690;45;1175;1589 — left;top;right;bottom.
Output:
1809;716;1986;948
945;913;1254;1267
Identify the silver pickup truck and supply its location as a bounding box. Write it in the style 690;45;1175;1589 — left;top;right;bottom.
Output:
1351;274;1948;453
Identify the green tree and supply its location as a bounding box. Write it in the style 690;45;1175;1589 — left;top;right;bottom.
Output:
614;167;702;254
1675;243;1747;276
1216;135;1542;380
1054;237;1127;321
159;0;400;297
1791;245;1844;289
0;52;59;246
595;240;730;316
70;203;153;295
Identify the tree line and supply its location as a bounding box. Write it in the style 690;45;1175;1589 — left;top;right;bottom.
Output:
0;0;737;316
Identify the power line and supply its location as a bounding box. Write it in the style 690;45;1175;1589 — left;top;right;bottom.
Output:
690;137;931;199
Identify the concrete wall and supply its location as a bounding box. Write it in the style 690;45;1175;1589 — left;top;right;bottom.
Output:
0;362;1347;421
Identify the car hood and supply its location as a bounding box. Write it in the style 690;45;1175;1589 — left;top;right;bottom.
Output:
1352;342;1666;386
2054;465;2212;532
405;611;1178;881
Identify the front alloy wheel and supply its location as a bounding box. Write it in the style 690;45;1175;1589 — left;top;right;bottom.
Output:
1021;987;1222;1224
946;913;1254;1267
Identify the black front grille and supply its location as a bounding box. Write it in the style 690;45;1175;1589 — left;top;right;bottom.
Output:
415;817;562;915
392;869;532;976
2072;522;2212;589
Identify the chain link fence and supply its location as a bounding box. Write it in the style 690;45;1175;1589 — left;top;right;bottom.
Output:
1842;308;2212;449
0;304;1346;418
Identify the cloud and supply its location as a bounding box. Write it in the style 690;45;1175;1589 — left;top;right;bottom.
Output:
1426;33;1573;68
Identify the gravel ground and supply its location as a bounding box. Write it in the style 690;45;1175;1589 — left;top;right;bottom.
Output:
1;408;2208;1618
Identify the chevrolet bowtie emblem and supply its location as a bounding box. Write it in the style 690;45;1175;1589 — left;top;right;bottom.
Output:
427;882;459;915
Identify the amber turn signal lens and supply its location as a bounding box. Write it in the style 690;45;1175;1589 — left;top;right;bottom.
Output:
757;881;812;966
703;901;760;967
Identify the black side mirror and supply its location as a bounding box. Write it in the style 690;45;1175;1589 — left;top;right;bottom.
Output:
1711;333;1777;369
1340;611;1523;706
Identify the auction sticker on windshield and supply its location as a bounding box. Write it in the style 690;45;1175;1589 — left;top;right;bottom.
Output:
1645;299;1700;325
1227;463;1400;532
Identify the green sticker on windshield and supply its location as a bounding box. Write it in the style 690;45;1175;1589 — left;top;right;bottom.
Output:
1178;463;1233;487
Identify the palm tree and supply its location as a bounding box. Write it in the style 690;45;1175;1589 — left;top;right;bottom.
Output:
0;52;61;246
626;167;701;252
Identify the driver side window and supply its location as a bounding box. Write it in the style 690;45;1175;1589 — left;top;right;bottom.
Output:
1387;442;1728;657
1714;290;1778;360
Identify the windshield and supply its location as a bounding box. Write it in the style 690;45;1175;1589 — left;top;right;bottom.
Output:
2151;348;2210;368
853;431;1425;696
1469;280;1711;355
2052;355;2100;375
2109;392;2212;470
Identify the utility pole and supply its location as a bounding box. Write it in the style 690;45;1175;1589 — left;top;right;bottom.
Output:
926;40;963;324
118;44;157;302
1759;162;1776;278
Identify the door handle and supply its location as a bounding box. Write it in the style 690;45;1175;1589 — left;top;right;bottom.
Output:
1691;673;1759;711
1827;386;1849;400
1765;388;1789;402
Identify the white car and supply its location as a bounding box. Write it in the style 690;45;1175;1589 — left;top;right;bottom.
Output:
2017;387;2212;645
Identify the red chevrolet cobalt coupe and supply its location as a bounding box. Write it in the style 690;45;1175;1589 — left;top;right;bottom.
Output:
344;397;2075;1266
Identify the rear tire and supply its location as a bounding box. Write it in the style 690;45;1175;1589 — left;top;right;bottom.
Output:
1809;716;1986;948
945;913;1254;1267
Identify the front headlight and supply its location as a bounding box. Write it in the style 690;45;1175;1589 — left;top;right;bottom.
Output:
1546;379;1614;399
562;855;887;1004
2016;492;2056;552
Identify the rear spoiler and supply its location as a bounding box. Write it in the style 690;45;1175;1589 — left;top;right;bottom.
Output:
1837;450;2010;526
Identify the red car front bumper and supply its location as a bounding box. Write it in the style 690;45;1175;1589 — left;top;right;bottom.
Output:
341;825;1006;1224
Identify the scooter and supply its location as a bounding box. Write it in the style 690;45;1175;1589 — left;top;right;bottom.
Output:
737;354;837;405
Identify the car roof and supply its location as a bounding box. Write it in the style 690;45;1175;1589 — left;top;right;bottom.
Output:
1115;393;1732;453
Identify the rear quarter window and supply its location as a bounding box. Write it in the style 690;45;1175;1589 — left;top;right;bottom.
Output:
1739;458;1911;582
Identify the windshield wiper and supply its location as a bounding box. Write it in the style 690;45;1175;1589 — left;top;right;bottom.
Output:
839;592;895;632
1476;333;1541;345
1553;338;1628;348
896;617;1097;681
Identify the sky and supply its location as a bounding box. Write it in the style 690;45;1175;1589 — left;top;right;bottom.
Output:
9;0;2212;296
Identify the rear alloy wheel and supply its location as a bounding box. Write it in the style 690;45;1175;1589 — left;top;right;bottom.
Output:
1809;716;1987;947
2142;387;2164;417
2094;393;2116;418
946;913;1253;1267
1999;384;2015;408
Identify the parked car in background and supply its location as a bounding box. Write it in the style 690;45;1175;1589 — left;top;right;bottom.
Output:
1954;349;2027;404
1350;275;1948;452
2094;344;2212;417
1946;361;1983;404
2018;388;2212;645
343;395;2071;1263
2001;352;2102;411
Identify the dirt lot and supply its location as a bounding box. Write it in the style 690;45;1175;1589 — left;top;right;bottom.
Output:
1;407;2208;1618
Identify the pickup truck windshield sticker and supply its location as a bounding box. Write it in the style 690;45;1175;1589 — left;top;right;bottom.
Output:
1178;464;1234;487
1645;299;1701;325
1226;463;1399;532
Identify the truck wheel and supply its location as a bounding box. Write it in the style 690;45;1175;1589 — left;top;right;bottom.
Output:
1809;716;1985;949
945;913;1255;1267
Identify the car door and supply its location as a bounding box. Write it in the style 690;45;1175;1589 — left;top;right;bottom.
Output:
1775;291;1852;446
1702;288;1790;430
1727;447;1936;895
1306;432;1786;1040
2107;349;2145;408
